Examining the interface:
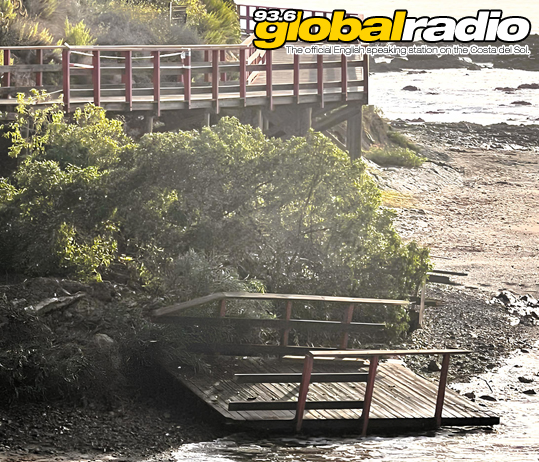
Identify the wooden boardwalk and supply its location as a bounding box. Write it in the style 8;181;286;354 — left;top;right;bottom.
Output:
153;292;500;434
171;357;499;432
0;35;368;156
0;39;367;114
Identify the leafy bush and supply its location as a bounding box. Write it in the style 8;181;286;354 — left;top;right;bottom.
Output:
1;102;430;339
364;145;426;168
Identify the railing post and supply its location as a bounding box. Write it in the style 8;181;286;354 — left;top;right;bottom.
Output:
281;301;293;346
62;48;70;112
124;50;133;111
419;281;426;328
152;50;161;116
36;49;43;87
363;53;369;104
340;303;355;349
361;355;378;436
341;54;348;101
184;50;191;108
266;49;273;110
295;353;314;432
239;48;246;105
293;53;300;103
212;49;219;114
2;49;11;88
435;353;451;427
92;50;101;107
246;6;250;34
219;299;226;317
204;50;210;83
317;54;324;108
178;52;184;84
220;49;226;82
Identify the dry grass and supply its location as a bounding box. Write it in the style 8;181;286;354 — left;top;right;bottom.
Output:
381;190;417;209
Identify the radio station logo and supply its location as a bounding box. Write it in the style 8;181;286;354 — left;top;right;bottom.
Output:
252;10;532;50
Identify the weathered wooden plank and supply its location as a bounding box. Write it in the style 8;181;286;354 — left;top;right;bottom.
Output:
229;400;364;411
379;363;477;419
234;372;369;384
427;274;455;284
429;269;468;276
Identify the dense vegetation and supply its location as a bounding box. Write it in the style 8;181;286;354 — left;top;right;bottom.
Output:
1;98;429;299
0;98;430;401
0;0;239;48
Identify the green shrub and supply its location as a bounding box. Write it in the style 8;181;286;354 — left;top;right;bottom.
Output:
364;146;426;168
60;18;96;45
1;102;430;339
183;0;240;44
387;130;421;152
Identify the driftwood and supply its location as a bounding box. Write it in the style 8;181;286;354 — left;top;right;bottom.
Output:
32;292;86;315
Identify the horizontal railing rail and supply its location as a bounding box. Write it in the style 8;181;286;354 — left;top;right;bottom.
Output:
152;292;407;351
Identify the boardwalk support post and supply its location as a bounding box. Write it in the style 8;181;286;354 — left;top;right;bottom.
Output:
124;50;133;111
184;50;191;108
340;303;355;349
419;281;426;328
92;50;101;107
239;48;246;105
152;50;161;116
212;49;219;113
361;354;378;436
2;49;11;88
435;353;450;427
341;54;347;101
219;299;226;317
36;49;43;87
295;353;314;432
317;54;324;108
293;54;300;104
62;48;70;112
281;300;293;346
266;49;273;110
346;106;363;161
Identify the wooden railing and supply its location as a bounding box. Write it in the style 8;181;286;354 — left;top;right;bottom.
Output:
152;292;409;352
227;348;470;433
235;3;362;34
0;41;368;114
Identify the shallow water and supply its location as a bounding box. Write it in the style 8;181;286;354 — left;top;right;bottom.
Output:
370;68;539;125
169;347;539;462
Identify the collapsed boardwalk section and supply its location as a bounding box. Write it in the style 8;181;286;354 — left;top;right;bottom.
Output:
152;292;500;434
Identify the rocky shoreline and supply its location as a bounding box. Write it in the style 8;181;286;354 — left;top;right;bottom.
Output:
370;34;539;73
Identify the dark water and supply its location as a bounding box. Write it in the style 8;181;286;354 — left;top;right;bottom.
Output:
169;346;539;461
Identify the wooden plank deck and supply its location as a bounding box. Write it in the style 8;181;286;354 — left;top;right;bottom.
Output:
169;356;499;433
